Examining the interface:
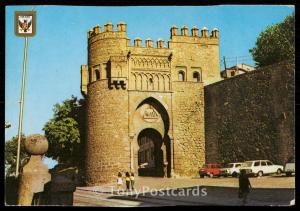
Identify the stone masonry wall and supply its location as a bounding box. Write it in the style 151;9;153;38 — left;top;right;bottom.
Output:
88;32;128;67
83;22;221;184
85;80;130;185
168;35;221;86
172;82;205;177
205;62;295;165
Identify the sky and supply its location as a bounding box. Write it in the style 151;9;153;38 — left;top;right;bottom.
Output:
5;5;294;168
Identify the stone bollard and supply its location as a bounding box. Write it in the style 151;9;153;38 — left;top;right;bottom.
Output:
18;134;51;205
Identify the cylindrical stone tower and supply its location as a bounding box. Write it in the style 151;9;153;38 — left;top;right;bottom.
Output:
84;22;130;185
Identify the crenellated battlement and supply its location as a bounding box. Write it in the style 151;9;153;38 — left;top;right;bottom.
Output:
170;25;219;39
85;20;221;91
88;21;219;48
88;21;128;40
168;25;219;46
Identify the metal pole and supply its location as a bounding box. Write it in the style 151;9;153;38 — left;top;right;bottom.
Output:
223;56;227;70
16;37;28;177
130;139;133;172
236;56;238;73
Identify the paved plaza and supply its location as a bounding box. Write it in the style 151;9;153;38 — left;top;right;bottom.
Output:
74;176;295;206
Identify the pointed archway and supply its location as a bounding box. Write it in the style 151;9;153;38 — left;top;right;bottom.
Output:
131;97;172;177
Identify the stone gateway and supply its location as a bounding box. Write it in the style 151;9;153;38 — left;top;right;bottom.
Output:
81;21;221;185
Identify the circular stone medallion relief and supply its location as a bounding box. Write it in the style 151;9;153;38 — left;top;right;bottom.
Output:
140;104;160;123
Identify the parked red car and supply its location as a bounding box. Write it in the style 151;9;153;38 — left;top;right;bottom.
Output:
199;163;226;178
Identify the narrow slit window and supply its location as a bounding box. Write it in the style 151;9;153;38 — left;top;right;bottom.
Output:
95;69;100;80
89;69;92;83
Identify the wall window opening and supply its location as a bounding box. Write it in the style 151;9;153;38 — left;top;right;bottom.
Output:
193;72;200;82
95;69;100;80
89;69;92;83
178;71;185;81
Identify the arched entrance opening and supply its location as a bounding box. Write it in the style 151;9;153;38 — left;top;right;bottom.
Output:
137;128;164;177
132;97;172;177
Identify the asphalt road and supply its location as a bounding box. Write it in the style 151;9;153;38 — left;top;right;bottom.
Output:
74;186;295;206
73;176;295;206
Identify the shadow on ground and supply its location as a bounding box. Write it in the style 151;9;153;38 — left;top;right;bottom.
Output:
107;186;295;206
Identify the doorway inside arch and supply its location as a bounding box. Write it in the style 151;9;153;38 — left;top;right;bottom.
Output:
137;128;165;177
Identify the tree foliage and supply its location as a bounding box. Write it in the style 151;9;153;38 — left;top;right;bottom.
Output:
250;13;295;67
43;96;86;166
5;135;29;177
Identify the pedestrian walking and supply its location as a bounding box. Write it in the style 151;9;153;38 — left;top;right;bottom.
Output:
238;169;252;205
117;172;123;192
130;172;135;191
125;172;131;192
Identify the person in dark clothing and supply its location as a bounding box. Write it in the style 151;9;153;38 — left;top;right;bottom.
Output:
239;169;252;205
125;172;131;192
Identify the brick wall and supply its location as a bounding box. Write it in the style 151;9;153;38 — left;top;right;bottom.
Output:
204;62;295;165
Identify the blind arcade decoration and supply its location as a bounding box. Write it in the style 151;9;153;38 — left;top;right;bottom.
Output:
14;11;36;37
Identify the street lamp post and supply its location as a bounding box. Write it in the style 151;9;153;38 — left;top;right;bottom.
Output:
15;37;28;177
14;9;36;178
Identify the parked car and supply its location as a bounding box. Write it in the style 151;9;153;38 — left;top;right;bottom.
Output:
284;156;295;176
240;160;283;177
199;163;227;178
221;162;243;177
